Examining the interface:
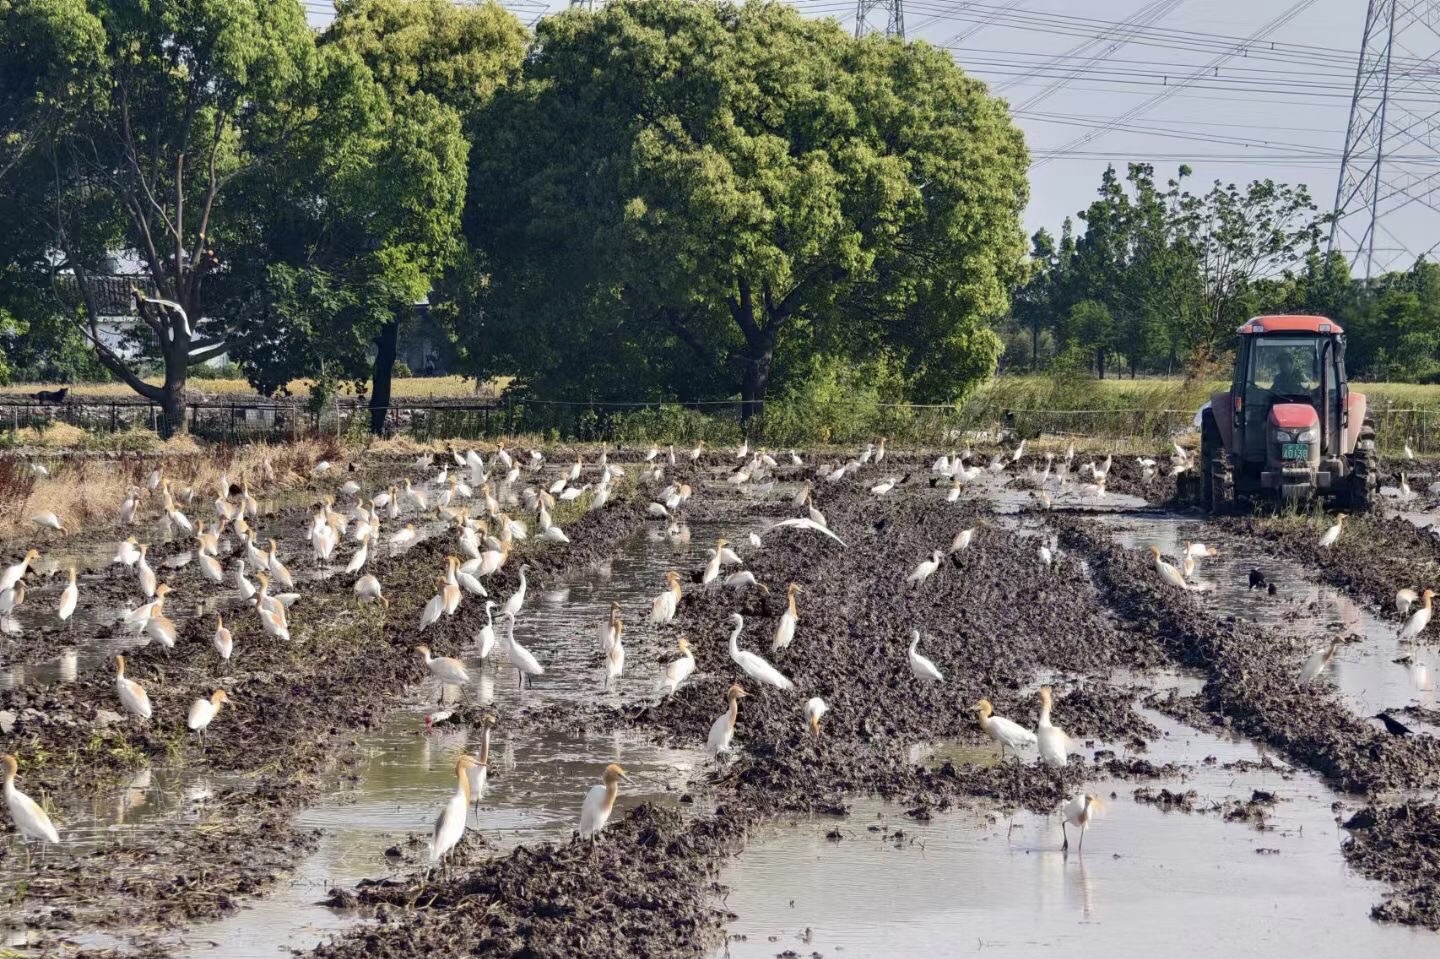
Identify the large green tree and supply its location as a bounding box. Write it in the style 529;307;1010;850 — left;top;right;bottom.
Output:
1;0;327;432
466;0;1028;420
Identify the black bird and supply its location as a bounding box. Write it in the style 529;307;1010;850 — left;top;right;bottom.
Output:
1373;712;1413;736
1248;569;1268;590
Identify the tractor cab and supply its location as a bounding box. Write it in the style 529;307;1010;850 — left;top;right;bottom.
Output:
1198;315;1375;512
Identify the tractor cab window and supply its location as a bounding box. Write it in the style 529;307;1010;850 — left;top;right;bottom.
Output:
1249;337;1321;400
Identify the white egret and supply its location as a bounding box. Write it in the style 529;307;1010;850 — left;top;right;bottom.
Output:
56;566;78;622
604;618;626;689
726;614;794;690
1061;793;1099;853
707;684;747;757
0;549;38;593
501;612;544;688
114;655;152;720
112;537;141;566
1299;637;1342;685
907;550;943;587
579;763;627;840
772;583;801;651
31;512;65;533
417;644;471;686
354;574;387;607
907;630;944;682
187;689;231;745
804;697;828;737
418;577;447;631
430;755;483;869
2;754;59;861
476;600;498;658
500;565;529;619
213;614;233;660
1318;514;1345;549
949;527;975;553
660;637;696;697
1036;686;1068;768
973;698;1037;760
762;517;846;547
1150;546;1189;590
1397;588;1420;615
651;571;682;625
1400;589;1434;641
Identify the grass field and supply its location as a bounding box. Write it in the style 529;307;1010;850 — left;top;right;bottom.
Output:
4;374;1439;451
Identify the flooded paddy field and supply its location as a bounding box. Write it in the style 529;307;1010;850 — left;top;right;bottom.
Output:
1;442;1439;957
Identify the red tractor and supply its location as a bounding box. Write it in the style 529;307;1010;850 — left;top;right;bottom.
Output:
1198;315;1376;512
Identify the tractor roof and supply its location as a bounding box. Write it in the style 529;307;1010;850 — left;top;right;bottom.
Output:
1237;315;1344;335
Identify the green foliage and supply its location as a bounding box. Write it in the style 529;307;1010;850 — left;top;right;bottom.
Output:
464;0;1025;417
1014;163;1323;378
610;405;742;445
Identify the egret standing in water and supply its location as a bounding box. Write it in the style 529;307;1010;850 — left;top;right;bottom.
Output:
579;763;627;840
56;566;78;623
2;754;59;865
1061;793;1099;854
1149;546;1188;590
417;645;471;687
1299;637;1343;684
973;699;1037;761
1400;589;1434;641
430;755;483;874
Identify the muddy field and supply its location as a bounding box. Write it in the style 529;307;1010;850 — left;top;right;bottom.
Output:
1;443;1438;957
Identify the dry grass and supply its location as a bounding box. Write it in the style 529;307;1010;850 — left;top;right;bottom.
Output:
13;421;92;447
1;375;510;401
0;438;337;539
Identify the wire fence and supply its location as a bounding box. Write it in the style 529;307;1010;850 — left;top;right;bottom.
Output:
2;392;1439;452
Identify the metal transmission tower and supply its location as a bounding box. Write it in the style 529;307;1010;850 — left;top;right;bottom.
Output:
854;0;905;39
1330;0;1440;281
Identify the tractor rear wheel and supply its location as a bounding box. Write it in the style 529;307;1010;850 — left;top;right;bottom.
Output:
1344;417;1378;512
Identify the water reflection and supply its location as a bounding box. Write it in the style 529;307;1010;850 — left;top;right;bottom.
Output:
1097;513;1437;722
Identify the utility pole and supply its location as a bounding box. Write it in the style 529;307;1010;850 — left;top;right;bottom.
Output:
854;0;905;39
1329;0;1440;281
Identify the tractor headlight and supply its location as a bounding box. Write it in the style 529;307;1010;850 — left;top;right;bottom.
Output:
1296;428;1318;443
1273;429;1292;443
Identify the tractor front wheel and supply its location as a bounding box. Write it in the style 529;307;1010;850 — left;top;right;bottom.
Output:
1200;410;1228;514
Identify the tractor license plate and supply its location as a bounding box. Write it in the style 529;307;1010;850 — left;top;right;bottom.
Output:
1281;442;1310;461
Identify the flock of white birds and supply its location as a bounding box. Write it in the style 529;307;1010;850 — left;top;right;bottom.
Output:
19;431;1397;870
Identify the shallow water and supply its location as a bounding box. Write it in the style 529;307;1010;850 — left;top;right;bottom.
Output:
1098;512;1438;728
4;495;753;956
717;701;1425;959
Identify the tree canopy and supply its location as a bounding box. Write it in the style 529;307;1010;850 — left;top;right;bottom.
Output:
464;0;1028;419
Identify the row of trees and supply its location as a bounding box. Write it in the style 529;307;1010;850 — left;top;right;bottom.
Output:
1004;162;1440;382
1;0;1030;431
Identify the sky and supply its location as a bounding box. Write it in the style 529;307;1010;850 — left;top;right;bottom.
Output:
304;0;1440;278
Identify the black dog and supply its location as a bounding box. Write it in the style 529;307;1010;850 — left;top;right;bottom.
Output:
32;387;69;405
